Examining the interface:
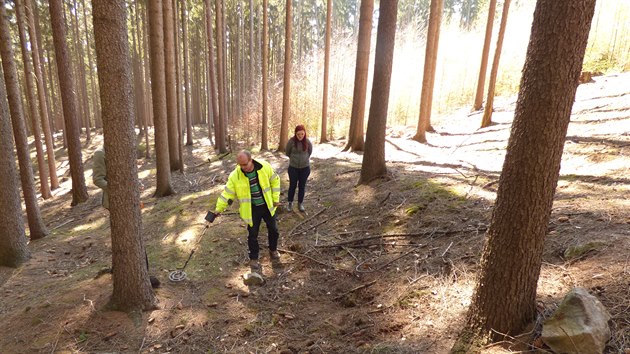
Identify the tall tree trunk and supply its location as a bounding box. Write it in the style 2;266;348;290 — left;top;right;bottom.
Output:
71;0;91;142
141;0;151;159
358;0;397;185
235;1;243;129
93;0;158;312
31;0;56;141
182;0;193;146
343;0;373;152
248;0;254;93
163;0;181;171
131;0;145;139
82;0;101;129
15;0;51;199
320;0;332;144
0;65;30;266
412;0;443;143
0;0;49;238
172;0;184;170
453;1;596;351
278;0;292;152
26;0;59;190
45;38;63;135
49;0;89;206
148;0;175;197
473;0;497;111
260;0;269;150
480;0;511;128
204;0;218;146
215;0;227;153
220;0;229;139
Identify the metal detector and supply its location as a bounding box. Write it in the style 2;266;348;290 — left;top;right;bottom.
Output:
168;224;210;282
169;200;232;282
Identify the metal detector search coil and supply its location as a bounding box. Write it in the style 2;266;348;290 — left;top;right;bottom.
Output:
168;224;209;282
170;200;231;282
168;270;187;282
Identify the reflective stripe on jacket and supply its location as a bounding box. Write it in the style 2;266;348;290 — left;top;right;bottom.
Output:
215;159;280;226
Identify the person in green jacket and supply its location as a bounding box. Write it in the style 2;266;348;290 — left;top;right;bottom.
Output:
211;150;281;270
92;146;160;288
92;147;109;209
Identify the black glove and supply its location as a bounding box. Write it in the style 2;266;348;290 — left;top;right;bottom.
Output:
205;211;217;223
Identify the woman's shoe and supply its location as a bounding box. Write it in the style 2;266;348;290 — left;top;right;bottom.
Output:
286;202;293;212
298;203;305;212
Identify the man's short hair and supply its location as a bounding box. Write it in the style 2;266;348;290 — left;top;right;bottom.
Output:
238;150;252;160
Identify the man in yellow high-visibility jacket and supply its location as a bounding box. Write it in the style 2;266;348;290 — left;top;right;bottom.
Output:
213;150;281;270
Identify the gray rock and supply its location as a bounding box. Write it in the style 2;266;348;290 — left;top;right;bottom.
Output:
542;287;611;354
243;272;265;286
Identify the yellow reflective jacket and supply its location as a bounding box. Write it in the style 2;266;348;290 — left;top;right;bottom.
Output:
215;159;280;226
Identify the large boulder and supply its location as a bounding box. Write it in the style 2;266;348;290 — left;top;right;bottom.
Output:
541;287;611;354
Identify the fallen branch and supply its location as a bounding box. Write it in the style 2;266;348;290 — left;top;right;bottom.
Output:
338;242;425;249
192;152;231;168
278;248;337;270
379;192;391;204
336;169;361;176
385;138;403;151
334;280;377;300
52;218;75;230
317;227;486;248
441;241;454;257
355;247;422;273
322;230;369;237
482;180;499;189
341;246;359;262
288;207;329;235
299;209;350;234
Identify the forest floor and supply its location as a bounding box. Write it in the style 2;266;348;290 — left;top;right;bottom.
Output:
1;72;629;354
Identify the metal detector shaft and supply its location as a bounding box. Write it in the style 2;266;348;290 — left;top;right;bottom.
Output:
169;201;232;282
178;224;209;271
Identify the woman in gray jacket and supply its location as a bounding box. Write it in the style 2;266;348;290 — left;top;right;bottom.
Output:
285;125;313;212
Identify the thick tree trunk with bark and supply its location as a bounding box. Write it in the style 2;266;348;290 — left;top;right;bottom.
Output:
0;0;49;239
480;0;511;128
93;0;158;311
344;0;373;152
163;0;181;171
320;0;332;144
182;0;193;146
49;0;89;206
71;0;91;142
31;0;56;141
15;0;51;199
82;0;101;129
473;0;497;111
139;0;151;159
131;0;146;141
413;0;443;143
358;0;397;185
0;66;30;267
214;0;227;153
25;0;59;191
454;1;597;351
148;0;175;197
204;0;218;146
278;0;292;152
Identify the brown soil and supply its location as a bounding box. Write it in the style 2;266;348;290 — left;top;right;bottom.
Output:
1;73;629;353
